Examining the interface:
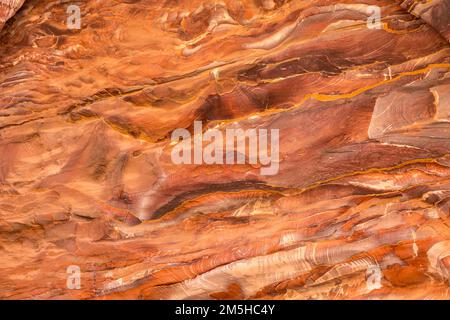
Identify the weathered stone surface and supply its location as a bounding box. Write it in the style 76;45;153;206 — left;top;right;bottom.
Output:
397;0;450;41
0;0;449;300
0;0;25;31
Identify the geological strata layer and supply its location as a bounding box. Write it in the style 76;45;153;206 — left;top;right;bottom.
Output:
0;0;449;299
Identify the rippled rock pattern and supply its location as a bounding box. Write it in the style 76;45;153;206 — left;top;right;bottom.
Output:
0;0;449;300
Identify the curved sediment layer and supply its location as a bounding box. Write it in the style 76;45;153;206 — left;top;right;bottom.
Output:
0;0;449;299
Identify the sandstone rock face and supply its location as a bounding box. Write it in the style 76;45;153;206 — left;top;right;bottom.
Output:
398;0;450;41
0;0;25;31
0;0;449;300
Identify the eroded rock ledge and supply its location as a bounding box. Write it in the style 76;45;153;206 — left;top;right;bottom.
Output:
0;0;25;31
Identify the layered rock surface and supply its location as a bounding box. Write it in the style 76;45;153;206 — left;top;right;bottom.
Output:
398;0;450;41
0;0;449;299
0;0;24;31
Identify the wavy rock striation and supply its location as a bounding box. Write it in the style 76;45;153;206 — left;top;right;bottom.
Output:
0;0;25;31
0;0;449;299
397;0;450;41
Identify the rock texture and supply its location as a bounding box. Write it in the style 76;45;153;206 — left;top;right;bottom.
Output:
0;0;25;31
0;0;449;300
398;0;450;41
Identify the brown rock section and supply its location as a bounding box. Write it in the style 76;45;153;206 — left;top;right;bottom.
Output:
397;0;450;41
0;0;24;31
0;0;449;299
